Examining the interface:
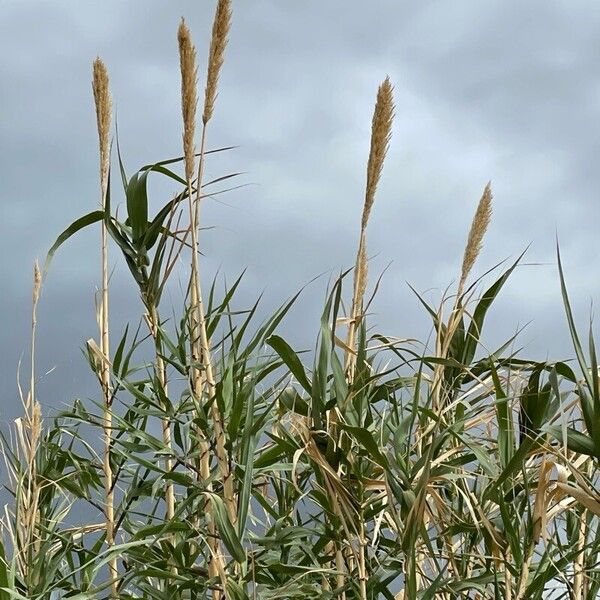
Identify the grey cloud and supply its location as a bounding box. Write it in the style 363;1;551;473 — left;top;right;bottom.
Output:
1;0;599;422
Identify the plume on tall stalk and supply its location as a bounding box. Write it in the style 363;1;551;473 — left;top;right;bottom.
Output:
91;56;118;597
328;76;394;600
176;3;234;593
177;17;204;481
178;17;226;590
11;263;44;589
188;0;237;531
431;182;493;415
345;76;394;378
409;182;498;596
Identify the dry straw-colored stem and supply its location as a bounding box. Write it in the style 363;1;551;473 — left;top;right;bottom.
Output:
30;262;42;413
178;19;207;480
28;263;43;555
572;456;591;599
12;262;43;587
92;57;117;598
422;184;495;596
145;307;176;524
27;263;42;552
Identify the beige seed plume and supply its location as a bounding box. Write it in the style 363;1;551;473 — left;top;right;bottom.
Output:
203;0;232;125
178;19;198;182
362;76;394;230
459;182;493;293
92;58;112;186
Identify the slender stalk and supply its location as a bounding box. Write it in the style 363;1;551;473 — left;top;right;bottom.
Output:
345;231;368;379
335;548;346;600
504;551;513;600
29;262;41;424
194;124;236;524
572;456;590;599
19;262;43;590
92;57;117;598
146;305;175;523
357;517;368;600
515;544;534;600
342;77;394;600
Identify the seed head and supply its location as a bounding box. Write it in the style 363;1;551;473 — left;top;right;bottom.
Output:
92;58;112;191
178;18;198;182
203;0;232;125
459;182;493;293
362;76;394;230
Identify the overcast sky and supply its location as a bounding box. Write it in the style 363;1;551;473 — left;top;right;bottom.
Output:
1;1;599;421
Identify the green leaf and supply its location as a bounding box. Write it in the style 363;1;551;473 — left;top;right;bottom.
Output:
339;424;389;469
279;387;310;416
206;493;246;563
490;360;515;468
112;324;129;377
547;425;598;457
267;335;312;393
557;241;593;392
237;390;255;539
126;170;149;244
462;251;525;365
44;210;105;275
0;541;10;600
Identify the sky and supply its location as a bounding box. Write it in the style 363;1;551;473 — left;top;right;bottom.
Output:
1;0;599;422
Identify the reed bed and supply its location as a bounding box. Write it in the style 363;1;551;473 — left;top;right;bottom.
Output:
2;3;600;599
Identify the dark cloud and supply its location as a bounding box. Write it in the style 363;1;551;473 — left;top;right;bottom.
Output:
1;0;599;421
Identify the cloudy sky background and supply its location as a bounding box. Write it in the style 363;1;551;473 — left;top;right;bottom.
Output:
1;0;599;422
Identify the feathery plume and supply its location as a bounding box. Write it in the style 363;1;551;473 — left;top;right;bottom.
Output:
459;182;493;294
203;0;232;125
362;76;394;230
92;58;112;187
178;19;198;182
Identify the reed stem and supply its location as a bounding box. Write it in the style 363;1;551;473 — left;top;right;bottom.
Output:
92;57;117;598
